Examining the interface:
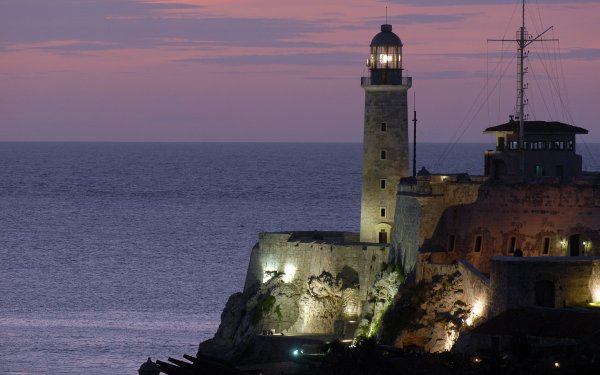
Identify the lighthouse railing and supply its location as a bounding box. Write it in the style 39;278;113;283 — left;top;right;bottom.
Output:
361;76;412;87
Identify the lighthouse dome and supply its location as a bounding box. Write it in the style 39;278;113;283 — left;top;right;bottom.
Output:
370;24;402;47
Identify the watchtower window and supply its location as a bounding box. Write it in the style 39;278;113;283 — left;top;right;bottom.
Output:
543;237;550;255
508;237;516;253
497;137;505;151
474;235;482;252
380;179;386;189
380;150;387;160
380;207;386;218
381;122;387;132
530;141;546;150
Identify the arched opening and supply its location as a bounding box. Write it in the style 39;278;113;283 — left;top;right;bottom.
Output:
569;234;581;256
378;229;388;244
375;223;392;244
534;280;555;308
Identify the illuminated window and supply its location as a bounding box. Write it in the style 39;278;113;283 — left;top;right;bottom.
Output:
534;165;543;176
381;122;387;132
474;236;482;252
530;141;546;150
380;179;386;189
448;235;455;252
380;150;386;160
509;141;519;150
380;207;386;218
543;237;550;255
509;237;516;253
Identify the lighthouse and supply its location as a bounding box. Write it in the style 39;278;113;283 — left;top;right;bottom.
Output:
360;24;412;244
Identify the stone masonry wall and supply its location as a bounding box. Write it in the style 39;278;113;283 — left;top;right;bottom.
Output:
244;232;391;307
490;256;600;316
360;86;409;243
458;260;490;319
392;175;483;274
428;182;600;274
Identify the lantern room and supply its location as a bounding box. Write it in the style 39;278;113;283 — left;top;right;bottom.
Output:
364;24;405;85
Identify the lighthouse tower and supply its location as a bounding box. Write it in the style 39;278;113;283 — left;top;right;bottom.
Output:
360;24;412;243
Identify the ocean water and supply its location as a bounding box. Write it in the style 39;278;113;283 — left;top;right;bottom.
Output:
1;142;599;374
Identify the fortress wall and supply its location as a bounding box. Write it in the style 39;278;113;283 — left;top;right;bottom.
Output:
428;183;600;274
458;260;491;319
244;232;390;304
392;178;482;274
415;261;458;283
391;195;421;275
490;257;600;316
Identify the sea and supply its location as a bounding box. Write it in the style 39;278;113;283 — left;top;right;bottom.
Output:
1;142;599;374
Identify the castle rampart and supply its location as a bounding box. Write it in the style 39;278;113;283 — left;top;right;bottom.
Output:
244;231;390;309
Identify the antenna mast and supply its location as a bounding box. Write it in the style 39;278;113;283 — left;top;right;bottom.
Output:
488;0;557;175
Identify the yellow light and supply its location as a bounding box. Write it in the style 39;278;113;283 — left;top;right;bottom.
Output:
589;264;600;303
554;361;560;368
466;299;485;326
379;54;392;64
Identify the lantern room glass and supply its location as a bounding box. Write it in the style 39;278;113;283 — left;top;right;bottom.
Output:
368;45;402;69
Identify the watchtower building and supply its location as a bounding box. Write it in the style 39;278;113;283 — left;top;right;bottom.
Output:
360;24;412;243
484;118;588;179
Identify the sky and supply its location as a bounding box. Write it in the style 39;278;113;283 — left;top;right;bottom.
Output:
1;0;599;142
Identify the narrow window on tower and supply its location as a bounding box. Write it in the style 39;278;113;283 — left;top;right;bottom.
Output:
380;207;386;218
509;237;516;253
448;235;455;252
380;150;386;160
543;237;550;255
380;179;386;189
381;122;387;132
474;235;482;253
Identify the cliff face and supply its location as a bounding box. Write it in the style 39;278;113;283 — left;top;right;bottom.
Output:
378;270;489;353
198;270;363;361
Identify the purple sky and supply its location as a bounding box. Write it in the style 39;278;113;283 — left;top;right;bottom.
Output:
1;0;599;142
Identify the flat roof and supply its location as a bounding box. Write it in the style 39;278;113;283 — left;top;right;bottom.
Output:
484;120;588;134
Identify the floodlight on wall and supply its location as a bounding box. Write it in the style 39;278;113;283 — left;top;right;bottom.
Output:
465;298;486;326
589;263;600;305
282;263;297;283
